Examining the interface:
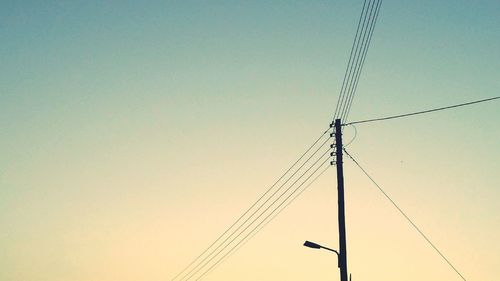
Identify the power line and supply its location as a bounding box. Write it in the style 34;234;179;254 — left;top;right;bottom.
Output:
196;164;331;281
194;158;332;281
173;1;383;279
343;124;358;147
344;96;500;126
184;148;332;281
341;0;382;122
171;128;330;281
339;0;380;121
334;0;369;119
343;149;467;281
180;143;332;281
174;129;329;280
334;0;382;123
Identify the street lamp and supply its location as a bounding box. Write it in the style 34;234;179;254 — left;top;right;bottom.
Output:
303;240;341;269
303;240;339;256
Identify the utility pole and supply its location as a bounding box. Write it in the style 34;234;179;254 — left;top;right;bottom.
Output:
333;118;348;281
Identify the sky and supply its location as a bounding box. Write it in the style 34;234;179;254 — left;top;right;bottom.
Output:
1;1;499;281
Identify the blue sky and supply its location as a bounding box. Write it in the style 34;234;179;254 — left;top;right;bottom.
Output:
1;1;499;281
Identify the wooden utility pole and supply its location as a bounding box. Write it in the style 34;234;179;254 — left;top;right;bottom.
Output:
334;118;348;281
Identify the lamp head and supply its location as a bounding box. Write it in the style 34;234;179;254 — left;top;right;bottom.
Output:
303;240;322;249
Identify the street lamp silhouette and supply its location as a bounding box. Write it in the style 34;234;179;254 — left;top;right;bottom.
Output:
303;240;339;255
303;240;340;267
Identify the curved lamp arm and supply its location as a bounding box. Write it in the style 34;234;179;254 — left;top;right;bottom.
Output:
303;240;339;256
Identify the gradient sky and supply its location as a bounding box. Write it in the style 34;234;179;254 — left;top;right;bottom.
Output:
1;1;499;281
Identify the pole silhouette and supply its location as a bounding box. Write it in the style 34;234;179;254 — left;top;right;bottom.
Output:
334;118;348;281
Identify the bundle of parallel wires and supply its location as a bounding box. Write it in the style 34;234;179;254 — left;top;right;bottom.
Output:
171;1;382;280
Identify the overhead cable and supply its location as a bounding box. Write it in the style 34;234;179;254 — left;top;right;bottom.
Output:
333;0;369;119
196;164;331;281
339;0;380;121
333;0;382;123
171;128;330;281
344;96;500;126
178;137;331;281
183;148;332;281
194;157;332;281
341;0;383;121
343;149;467;281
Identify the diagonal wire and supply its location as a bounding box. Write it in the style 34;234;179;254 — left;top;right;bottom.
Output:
179;136;331;281
333;0;369;119
183;147;332;281
194;158;332;281
342;0;382;121
344;96;500;126
182;145;331;280
342;0;383;122
339;0;378;121
341;0;382;121
343;149;467;281
194;164;331;281
171;128;330;281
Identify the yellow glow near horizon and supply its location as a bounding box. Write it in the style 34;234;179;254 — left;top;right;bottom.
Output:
1;1;499;281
